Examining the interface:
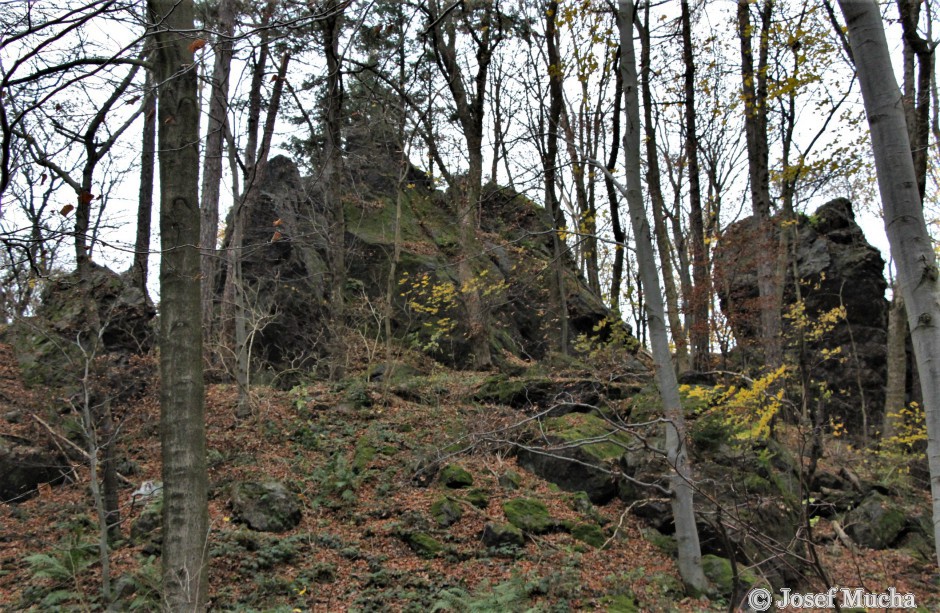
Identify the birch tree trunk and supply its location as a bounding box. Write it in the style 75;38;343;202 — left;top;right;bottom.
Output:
147;0;208;608
617;0;707;592
838;0;940;570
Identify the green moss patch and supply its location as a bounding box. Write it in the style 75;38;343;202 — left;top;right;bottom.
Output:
503;498;554;534
439;464;473;488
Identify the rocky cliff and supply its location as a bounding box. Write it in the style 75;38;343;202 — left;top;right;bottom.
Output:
216;155;621;378
714;198;888;435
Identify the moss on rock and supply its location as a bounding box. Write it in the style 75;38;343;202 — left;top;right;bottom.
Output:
503;498;554;534
430;496;463;527
571;522;606;548
439;464;473;488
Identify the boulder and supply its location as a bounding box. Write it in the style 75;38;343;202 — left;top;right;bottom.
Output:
430;496;463;527
439;464;473;488
516;412;630;504
502;498;555;534
714;199;888;434
481;522;525;548
229;481;302;533
843;492;906;549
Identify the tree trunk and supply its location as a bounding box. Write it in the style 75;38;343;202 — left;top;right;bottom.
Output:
148;0;208;608
681;0;710;372
897;0;933;201
617;0;707;592
200;0;236;337
323;1;347;380
423;1;499;369
545;0;570;354
132;68;155;296
838;0;940;570
884;286;907;439
605;45;626;315
560;103;599;296
639;6;689;374
737;0;782;368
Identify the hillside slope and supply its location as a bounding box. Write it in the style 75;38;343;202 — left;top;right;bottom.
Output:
1;341;937;611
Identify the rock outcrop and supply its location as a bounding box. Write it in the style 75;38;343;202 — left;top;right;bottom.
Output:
6;263;155;390
218;155;620;376
713;198;888;434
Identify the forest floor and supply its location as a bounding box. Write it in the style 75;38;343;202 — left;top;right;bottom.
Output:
0;342;938;611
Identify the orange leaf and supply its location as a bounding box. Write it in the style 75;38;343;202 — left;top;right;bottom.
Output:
60;204;74;216
271;231;283;242
273;218;283;227
189;38;207;53
79;191;94;204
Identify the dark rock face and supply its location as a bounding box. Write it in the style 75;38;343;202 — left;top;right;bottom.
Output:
0;436;69;502
221;156;620;375
714;199;888;434
219;156;329;376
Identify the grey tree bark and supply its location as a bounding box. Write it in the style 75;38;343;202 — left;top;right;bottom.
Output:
147;0;208;608
838;0;940;570
200;0;236;336
884;286;906;439
616;0;707;592
131;60;155;295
